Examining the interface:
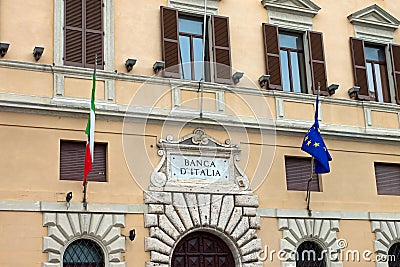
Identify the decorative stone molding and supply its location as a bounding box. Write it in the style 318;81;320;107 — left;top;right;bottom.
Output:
348;4;400;44
372;220;400;267
278;218;343;267
144;191;263;266
145;128;263;266
150;128;251;194
168;0;219;15
42;212;126;267
262;0;321;31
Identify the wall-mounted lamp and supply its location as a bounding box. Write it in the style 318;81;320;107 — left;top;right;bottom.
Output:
33;46;45;61
348;86;360;99
0;43;10;57
66;192;73;203
328;84;339;96
153;61;165;73
125;58;137;72
65;192;72;209
258;74;270;88
232;71;244;84
129;229;136;241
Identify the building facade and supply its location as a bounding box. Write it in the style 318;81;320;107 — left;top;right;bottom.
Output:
1;0;400;266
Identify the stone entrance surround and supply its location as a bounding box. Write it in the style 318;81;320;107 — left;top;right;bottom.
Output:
144;191;263;267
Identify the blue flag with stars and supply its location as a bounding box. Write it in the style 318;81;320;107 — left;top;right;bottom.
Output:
301;95;332;174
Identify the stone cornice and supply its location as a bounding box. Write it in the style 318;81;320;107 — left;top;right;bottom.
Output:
3;200;400;222
262;0;321;16
348;4;400;31
2;93;400;144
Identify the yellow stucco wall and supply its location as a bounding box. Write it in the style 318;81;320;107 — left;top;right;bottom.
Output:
1;1;400;266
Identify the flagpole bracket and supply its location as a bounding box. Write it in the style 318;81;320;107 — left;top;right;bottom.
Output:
82;182;88;211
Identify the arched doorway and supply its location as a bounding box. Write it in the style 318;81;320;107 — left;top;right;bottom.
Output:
172;231;235;267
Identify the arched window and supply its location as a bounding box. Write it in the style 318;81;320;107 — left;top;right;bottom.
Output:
63;239;105;267
388;242;400;267
296;241;326;267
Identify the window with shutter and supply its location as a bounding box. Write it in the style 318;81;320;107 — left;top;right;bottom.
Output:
350;38;393;102
374;162;400;196
285;156;320;191
60;140;107;182
160;7;231;84
262;25;327;95
64;0;104;69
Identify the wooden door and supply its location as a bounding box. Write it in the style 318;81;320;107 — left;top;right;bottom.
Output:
172;232;235;267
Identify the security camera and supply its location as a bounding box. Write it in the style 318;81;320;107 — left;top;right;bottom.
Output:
328;84;339;96
258;74;270;88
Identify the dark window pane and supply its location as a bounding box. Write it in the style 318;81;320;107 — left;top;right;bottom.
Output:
280;50;290;92
366;63;375;95
365;46;385;61
178;16;210;81
298;52;307;93
179;35;192;80
374;63;384;102
297;241;326;267
279;32;303;49
193;37;204;81
364;44;389;103
290;51;302;93
179;17;203;35
63;239;105;267
389;243;400;266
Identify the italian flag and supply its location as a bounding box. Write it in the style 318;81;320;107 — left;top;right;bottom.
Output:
83;67;96;186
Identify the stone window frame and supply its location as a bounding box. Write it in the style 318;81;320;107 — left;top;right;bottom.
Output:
278;218;343;267
372;220;400;267
42;212;126;267
262;0;321;95
348;4;400;104
53;0;115;100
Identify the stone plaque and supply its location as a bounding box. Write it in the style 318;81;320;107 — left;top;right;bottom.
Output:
170;155;229;180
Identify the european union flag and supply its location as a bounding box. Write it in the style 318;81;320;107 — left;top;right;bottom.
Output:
301;95;332;174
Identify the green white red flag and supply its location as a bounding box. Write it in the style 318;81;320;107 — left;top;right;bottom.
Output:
83;64;96;185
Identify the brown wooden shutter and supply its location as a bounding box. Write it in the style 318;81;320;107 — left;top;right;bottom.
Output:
308;31;328;95
65;0;103;69
161;7;180;78
85;0;104;69
65;0;84;67
350;38;371;100
375;163;400;196
60;140;106;182
285;157;320;191
212;15;232;84
390;44;400;104
262;23;282;90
